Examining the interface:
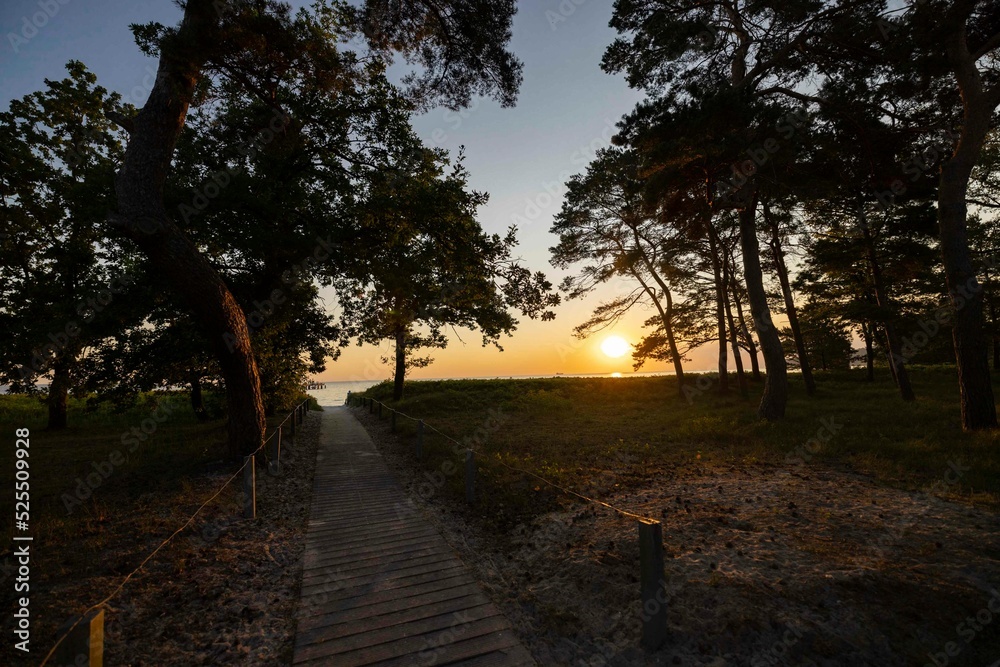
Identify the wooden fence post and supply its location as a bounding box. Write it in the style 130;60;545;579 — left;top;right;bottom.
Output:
638;519;668;651
465;450;475;504
378;402;383;419
369;398;374;414
391;409;397;432
290;409;296;439
54;609;104;666
268;427;282;476
417;420;424;459
243;455;256;519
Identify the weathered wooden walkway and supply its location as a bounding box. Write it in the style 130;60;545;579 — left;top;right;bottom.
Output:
293;406;534;667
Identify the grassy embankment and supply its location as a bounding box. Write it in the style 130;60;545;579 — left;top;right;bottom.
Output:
0;392;320;659
359;366;1000;526
0;392;321;530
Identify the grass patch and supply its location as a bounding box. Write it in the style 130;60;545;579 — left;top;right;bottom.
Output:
0;392;319;664
360;367;1000;527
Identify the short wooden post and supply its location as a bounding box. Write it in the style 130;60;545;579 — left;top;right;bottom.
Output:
638;519;668;651
268;427;282;476
369;398;374;414
346;390;351;406
378;401;383;419
465;450;475;504
391;409;397;432
243;455;256;519
54;609;104;666
416;420;424;459
290;409;296;439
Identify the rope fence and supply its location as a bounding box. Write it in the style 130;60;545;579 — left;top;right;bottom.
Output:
39;400;313;667
346;392;669;651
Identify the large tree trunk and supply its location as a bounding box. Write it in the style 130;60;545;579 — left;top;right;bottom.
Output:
110;0;265;457
860;216;916;402
737;196;787;420
393;329;406;401
733;285;761;381
992;295;1000;371
937;31;998;428
46;360;70;430
189;373;209;421
723;255;748;398
763;202;815;395
707;227;730;392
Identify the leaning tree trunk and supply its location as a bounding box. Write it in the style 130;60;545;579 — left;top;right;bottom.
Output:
646;284;685;397
863;322;875;382
737;195;787;420
707;227;730;392
110;0;265;457
860;218;916;402
662;289;685;393
723;256;748;398
764;204;815;395
991;295;1000;371
733;285;761;381
936;92;997;428
393;329;406;401
46;360;70;430
630;235;686;395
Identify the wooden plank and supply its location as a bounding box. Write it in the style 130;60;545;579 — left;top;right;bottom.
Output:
294;604;500;662
298;563;468;600
303;528;441;557
306;555;462;589
360;632;528;667
296;595;489;646
300;545;453;579
303;534;446;566
301;540;448;576
295;582;483;631
297;573;477;618
294;616;513;666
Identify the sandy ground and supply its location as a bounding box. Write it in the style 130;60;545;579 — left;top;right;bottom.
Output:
4;412;319;667
357;409;1000;667
107;413;320;666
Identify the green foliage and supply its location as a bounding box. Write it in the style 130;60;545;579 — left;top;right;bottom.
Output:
780;301;853;371
336;145;558;393
0;62;129;385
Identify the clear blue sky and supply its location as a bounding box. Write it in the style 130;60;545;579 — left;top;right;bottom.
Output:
1;1;721;380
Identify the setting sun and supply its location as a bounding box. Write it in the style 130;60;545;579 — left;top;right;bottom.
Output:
600;335;631;358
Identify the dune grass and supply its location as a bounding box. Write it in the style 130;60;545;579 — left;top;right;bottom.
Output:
0;392;320;540
359;366;1000;525
0;392;320;665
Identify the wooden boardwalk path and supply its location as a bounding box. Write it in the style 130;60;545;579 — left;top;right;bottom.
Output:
293;406;534;667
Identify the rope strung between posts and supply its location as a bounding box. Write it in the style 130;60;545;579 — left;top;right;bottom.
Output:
38;400;311;667
360;398;655;523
